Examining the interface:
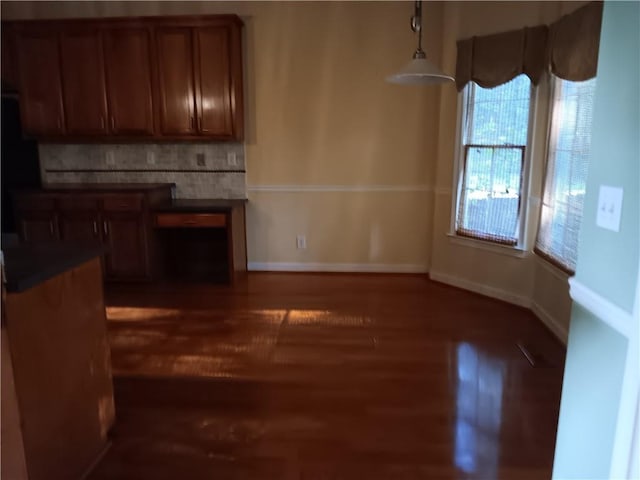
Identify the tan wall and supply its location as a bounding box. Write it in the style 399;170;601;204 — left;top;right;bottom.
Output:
2;0;444;271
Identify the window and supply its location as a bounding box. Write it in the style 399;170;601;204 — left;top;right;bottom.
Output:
535;77;596;273
456;75;533;246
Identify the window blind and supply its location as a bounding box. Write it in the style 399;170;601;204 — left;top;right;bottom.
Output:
456;75;531;245
535;77;597;273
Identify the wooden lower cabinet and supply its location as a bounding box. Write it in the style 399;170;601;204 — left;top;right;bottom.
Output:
3;257;114;480
17;211;58;243
102;213;149;280
13;185;171;282
59;211;102;244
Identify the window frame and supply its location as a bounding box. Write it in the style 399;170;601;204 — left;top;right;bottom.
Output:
450;78;538;252
534;74;595;275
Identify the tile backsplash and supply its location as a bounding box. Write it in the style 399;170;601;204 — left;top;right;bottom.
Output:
39;143;246;199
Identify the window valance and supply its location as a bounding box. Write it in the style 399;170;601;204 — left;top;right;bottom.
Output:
455;1;603;92
549;1;603;81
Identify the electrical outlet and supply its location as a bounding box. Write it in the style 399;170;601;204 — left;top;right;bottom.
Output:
596;185;623;232
227;151;238;167
146;151;156;165
196;153;206;167
296;234;307;249
105;150;115;166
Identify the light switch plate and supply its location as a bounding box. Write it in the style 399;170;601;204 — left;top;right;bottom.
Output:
596;185;623;232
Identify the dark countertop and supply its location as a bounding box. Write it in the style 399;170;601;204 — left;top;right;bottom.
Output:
154;198;248;213
2;243;106;293
17;183;175;193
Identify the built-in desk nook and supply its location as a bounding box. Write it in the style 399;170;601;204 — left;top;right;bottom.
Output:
153;199;247;284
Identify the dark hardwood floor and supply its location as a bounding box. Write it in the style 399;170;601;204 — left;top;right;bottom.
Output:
88;273;565;480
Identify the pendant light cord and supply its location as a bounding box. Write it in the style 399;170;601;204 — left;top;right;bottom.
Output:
411;0;426;59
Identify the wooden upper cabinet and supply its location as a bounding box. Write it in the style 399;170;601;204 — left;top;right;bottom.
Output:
10;15;243;140
104;27;155;136
155;27;196;135
15;30;65;136
194;27;233;137
59;29;109;135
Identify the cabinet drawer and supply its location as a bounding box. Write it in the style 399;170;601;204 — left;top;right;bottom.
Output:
155;213;227;228
58;196;99;211
14;194;58;211
102;194;143;212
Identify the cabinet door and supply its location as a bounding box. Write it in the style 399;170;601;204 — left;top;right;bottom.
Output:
102;213;149;280
15;31;65;135
1;24;18;91
155;27;196;135
17;211;58;243
59;30;109;135
59;212;102;244
104;27;155;135
194;27;233;137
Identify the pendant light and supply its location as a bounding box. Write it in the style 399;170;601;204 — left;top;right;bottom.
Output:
386;0;454;85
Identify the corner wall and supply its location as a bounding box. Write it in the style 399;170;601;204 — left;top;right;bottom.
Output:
430;1;588;342
553;2;640;476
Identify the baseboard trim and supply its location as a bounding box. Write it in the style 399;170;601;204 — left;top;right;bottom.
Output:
531;300;569;345
429;270;531;308
569;277;633;338
247;262;429;273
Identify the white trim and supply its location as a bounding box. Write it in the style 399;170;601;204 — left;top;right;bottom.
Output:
450;89;466;233
429;270;531;308
246;185;432;193
609;253;640;479
568;277;633;338
531;300;569;344
247;262;428;273
445;233;529;258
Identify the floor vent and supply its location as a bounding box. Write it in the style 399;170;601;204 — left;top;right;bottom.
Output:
517;341;554;368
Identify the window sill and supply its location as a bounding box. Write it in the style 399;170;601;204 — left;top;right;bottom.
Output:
446;233;529;259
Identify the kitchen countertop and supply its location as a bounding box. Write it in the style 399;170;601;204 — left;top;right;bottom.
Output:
154;198;248;213
2;243;106;293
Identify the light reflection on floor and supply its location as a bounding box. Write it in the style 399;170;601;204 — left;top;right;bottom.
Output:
106;307;371;378
454;342;505;477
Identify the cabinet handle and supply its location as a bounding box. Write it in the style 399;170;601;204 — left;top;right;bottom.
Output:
49;220;54;236
110;117;115;131
93;221;98;236
103;221;108;237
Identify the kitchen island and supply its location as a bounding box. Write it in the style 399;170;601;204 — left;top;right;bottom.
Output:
1;243;115;480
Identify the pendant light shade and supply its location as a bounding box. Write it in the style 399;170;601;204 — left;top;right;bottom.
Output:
386;56;454;85
387;1;454;85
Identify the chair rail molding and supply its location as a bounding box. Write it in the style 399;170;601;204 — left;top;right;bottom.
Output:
568;277;634;338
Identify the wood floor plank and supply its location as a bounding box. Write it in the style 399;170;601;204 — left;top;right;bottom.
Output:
88;273;565;480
